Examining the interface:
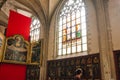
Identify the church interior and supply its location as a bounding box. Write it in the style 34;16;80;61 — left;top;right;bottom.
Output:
0;0;120;80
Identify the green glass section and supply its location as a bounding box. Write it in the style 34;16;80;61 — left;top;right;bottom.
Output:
76;32;81;38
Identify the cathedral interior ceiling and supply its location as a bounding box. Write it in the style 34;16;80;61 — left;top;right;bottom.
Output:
0;0;60;27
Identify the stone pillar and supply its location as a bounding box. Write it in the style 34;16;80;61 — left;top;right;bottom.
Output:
92;0;116;80
39;22;49;80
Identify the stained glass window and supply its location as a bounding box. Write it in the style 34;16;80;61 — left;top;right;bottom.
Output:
30;17;40;42
57;0;87;56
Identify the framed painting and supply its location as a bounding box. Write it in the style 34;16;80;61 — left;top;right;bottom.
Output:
3;35;30;64
30;39;43;65
0;32;5;62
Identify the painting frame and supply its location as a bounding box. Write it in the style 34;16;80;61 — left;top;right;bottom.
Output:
30;39;43;65
0;32;5;62
2;35;30;64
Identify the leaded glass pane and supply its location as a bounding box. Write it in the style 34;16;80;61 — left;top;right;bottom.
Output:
63;29;67;36
68;0;74;6
76;31;81;38
72;12;75;20
76;10;80;18
72;40;76;45
59;43;62;49
67;16;70;22
72;20;75;26
72;32;76;39
76;25;81;31
63;35;66;42
76;0;80;4
67;47;71;54
72;27;76;32
81;22;86;29
72;46;76;53
82;44;87;51
58;50;62;55
67;22;71;27
82;37;87;44
63;48;66;55
67;28;71;34
82;29;86;36
33;19;37;25
30;17;40;42
59;31;62;37
81;16;86;23
59;26;62;31
57;0;87;56
77;45;81;52
59;37;62;43
59;18;62;26
63;17;66;24
76;18;80;24
81;7;85;16
67;34;71;40
63;24;66;29
77;39;81;44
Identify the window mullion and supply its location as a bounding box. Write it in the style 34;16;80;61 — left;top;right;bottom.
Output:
70;13;72;54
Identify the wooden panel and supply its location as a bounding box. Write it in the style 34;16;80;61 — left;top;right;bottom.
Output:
114;50;120;80
47;54;101;80
26;65;40;80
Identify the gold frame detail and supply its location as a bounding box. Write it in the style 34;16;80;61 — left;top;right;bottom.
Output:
30;39;43;65
0;32;5;62
2;35;30;64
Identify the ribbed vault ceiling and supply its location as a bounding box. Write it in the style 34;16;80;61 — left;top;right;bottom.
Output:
0;0;61;27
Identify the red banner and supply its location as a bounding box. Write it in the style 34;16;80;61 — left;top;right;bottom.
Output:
0;10;31;80
0;64;26;80
6;10;31;41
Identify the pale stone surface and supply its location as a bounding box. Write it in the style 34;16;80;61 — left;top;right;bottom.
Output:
49;0;59;17
39;0;49;17
109;0;120;50
0;25;6;33
86;0;99;54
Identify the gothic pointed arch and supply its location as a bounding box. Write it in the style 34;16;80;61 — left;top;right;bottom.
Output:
56;0;87;56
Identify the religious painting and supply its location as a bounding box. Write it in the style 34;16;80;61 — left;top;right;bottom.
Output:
0;32;5;62
30;39;43;65
47;54;101;80
26;65;40;80
3;35;30;64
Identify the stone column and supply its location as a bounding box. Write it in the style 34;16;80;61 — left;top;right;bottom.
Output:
39;21;49;80
92;0;116;80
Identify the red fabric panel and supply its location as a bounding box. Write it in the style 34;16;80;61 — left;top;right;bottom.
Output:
6;10;31;41
0;63;26;80
0;10;31;80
